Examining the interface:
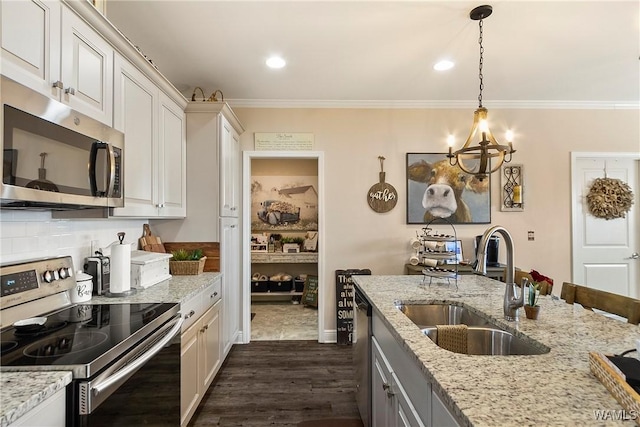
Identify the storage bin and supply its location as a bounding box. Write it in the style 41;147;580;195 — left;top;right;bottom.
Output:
131;250;172;288
251;280;269;292
269;280;293;292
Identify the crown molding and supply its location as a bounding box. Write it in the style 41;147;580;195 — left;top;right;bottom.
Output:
227;98;640;110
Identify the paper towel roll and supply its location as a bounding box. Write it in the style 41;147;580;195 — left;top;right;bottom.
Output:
110;243;131;294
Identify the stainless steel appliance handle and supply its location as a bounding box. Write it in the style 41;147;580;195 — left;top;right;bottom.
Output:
90;315;183;396
88;142;116;197
107;142;116;197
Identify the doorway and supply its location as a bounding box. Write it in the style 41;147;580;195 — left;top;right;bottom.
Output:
241;151;325;343
571;152;639;296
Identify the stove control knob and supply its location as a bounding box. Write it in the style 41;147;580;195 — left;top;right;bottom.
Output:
43;270;55;283
58;267;71;279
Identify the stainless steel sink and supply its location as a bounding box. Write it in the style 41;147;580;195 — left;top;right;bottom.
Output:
398;303;490;328
421;326;548;355
396;303;550;356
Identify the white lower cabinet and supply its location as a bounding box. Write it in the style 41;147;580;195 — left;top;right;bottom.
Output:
372;311;460;427
180;278;222;427
11;387;65;426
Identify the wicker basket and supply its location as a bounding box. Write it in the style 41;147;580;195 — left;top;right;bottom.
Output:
169;257;206;275
589;352;640;425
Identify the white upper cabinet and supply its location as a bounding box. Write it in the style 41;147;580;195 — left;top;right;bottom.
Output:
59;5;113;125
158;91;186;217
112;53;159;217
112;53;185;218
1;1;113;125
220;114;241;217
1;0;61;97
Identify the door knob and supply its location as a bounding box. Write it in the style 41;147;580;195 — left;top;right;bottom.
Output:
628;252;640;260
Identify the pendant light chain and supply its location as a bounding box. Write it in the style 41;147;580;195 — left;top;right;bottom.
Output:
478;18;484;108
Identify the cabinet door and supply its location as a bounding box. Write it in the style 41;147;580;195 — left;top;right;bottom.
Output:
180;321;201;427
158;92;186;217
372;337;394;427
112;54;159;217
1;0;61;97
220;114;240;217
60;5;113;125
200;300;222;391
221;216;240;356
393;372;425;427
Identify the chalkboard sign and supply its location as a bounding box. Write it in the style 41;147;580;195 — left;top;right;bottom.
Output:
336;269;371;345
301;275;319;308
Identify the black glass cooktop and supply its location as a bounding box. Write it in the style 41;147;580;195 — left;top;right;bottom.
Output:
0;303;178;372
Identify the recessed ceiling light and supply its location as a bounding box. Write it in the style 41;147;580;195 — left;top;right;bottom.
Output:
434;60;454;71
266;56;286;69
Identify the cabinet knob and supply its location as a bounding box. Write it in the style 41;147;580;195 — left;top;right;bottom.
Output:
65;87;75;95
382;383;394;398
184;309;196;319
52;81;63;89
211;292;218;298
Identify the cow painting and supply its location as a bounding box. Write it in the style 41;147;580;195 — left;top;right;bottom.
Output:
406;154;490;224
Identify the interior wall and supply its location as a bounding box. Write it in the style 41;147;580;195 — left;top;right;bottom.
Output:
234;106;639;333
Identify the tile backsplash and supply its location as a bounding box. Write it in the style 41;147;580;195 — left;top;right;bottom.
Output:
0;210;147;271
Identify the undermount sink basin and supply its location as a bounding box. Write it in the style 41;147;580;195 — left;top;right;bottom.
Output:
398;303;490;328
396;303;550;356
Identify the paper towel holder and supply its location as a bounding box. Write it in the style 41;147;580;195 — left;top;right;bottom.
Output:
104;231;138;298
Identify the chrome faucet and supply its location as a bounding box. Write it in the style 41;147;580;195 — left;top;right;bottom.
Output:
474;225;524;321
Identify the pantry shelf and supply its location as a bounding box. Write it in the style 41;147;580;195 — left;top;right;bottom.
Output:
251;253;318;263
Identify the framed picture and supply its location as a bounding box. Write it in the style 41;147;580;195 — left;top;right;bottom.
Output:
406;153;491;224
251;175;319;231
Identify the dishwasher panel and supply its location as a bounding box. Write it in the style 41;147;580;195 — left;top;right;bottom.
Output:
354;286;372;427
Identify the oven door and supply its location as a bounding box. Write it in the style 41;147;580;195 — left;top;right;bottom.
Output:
68;314;183;426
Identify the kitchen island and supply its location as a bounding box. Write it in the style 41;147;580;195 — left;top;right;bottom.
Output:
353;274;637;426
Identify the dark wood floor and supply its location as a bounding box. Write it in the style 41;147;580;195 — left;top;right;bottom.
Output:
189;341;362;427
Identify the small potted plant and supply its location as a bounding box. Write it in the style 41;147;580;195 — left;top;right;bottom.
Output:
524;282;540;320
169;248;206;275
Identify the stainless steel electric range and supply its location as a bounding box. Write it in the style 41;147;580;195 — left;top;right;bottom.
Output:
0;256;183;426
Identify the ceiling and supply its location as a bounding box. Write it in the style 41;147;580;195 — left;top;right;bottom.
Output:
105;1;640;108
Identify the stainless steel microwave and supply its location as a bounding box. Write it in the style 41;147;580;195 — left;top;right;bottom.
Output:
1;76;124;210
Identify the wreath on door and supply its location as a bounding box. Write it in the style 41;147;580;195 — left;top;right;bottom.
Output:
586;177;634;220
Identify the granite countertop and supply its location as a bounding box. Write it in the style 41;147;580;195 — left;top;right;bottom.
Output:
1;272;221;426
90;272;222;305
353;274;639;426
0;371;72;427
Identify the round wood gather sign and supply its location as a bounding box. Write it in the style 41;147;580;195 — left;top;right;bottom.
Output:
367;156;398;213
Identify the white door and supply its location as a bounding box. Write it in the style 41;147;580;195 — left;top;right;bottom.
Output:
571;153;639;297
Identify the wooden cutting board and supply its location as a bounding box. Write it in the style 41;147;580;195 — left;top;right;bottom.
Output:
139;224;166;253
